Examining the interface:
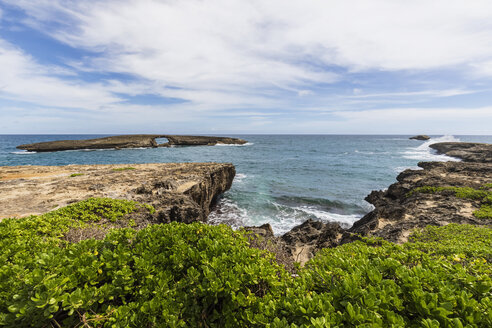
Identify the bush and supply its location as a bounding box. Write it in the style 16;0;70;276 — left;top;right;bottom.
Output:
0;200;491;327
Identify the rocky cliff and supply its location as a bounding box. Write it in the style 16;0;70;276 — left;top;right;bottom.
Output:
0;163;235;223
16;134;247;152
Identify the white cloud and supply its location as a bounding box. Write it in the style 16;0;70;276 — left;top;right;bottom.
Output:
1;0;492;134
9;0;492;73
333;106;492;134
0;39;121;110
349;89;479;99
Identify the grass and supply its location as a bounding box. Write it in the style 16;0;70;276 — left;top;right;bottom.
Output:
69;173;84;177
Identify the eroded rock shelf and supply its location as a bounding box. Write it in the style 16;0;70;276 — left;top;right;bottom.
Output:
0;163;235;222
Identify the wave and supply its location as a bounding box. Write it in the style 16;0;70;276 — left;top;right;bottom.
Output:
394;166;423;173
355;150;375;154
291;205;361;229
401;135;461;161
215;142;254;147
274;195;367;214
208;198;251;230
11;151;37;155
234;173;248;183
209;195;366;235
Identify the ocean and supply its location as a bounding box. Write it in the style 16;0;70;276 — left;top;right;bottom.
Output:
2;134;492;234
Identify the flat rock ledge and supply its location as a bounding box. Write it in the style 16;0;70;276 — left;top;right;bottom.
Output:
430;142;492;163
17;134;247;152
0;163;235;223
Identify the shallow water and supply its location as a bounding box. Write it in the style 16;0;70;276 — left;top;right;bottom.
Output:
2;134;491;234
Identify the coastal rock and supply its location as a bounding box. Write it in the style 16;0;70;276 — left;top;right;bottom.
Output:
244;219;356;267
16;134;247;152
281;219;353;264
349;161;492;243
163;135;247;146
430;142;492;162
409;135;430;140
0;163;235;223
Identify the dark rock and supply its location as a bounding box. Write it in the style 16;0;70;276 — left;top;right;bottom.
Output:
164;135;247;146
17;134;247;152
409;135;430;140
243;223;275;238
245;219;353;267
430;142;492;162
349;160;492;243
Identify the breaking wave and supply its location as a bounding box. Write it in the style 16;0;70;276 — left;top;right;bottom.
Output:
401;135;461;161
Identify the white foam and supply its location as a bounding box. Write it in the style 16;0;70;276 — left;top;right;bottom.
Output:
215;142;254;147
355;150;375;155
11;151;36;155
292;206;361;229
394;166;423;173
402;135;461;161
234;173;248;183
209;198;364;236
208;198;251;229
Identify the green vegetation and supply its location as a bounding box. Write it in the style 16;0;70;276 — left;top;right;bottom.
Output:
69;173;84;177
409;185;492;219
0;200;491;327
112;167;136;171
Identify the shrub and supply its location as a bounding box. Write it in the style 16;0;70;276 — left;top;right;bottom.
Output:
0;200;490;327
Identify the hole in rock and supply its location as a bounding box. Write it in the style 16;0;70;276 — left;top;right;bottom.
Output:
155;137;169;145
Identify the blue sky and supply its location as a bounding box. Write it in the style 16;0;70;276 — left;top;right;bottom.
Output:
1;0;492;134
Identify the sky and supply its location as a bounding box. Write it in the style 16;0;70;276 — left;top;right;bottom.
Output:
0;0;492;134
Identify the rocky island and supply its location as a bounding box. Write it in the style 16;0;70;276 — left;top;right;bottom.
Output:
16;134;247;152
409;134;430;140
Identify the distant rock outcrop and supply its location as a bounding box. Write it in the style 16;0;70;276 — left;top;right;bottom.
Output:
409;135;430;140
16;134;247;152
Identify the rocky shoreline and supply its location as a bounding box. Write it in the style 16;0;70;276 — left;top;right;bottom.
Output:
1;141;491;267
245;141;492;265
16;134;247;152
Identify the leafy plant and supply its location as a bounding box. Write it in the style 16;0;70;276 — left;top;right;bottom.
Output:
0;200;490;327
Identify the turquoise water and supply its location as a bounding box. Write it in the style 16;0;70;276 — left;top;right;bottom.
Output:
2;134;492;234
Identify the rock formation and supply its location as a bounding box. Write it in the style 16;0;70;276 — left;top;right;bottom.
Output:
430;142;492;162
0;163;235;223
163;135;247;146
409;135;430;140
16;134;247;152
349;161;491;243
